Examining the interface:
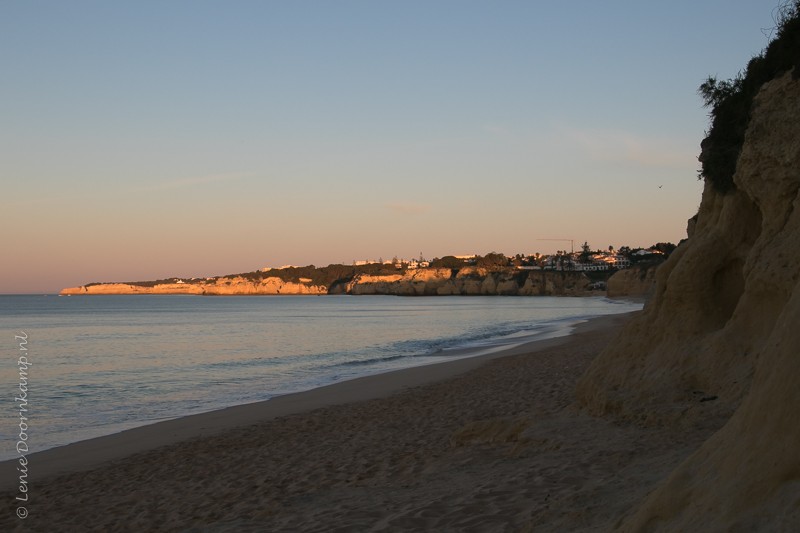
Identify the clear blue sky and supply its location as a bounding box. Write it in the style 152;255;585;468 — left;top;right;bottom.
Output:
1;1;780;292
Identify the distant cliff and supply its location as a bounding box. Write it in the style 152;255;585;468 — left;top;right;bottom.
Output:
332;267;592;296
61;267;594;297
60;278;328;296
605;262;659;299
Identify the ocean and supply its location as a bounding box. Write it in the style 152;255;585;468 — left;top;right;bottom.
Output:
0;294;641;459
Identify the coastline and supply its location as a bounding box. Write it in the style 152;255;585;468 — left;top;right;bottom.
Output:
1;294;643;465
0;312;631;491
58;265;598;297
1;307;717;531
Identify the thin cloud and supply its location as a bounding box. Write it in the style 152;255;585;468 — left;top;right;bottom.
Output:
559;126;695;169
385;203;431;215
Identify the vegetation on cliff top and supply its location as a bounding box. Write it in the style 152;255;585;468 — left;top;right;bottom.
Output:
79;246;673;291
227;262;405;287
698;0;800;193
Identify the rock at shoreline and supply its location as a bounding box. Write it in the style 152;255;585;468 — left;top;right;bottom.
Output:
605;264;659;299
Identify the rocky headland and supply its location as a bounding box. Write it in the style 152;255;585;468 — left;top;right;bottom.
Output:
61;267;596;297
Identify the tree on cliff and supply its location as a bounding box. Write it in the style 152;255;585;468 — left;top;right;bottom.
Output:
698;0;800;193
475;252;509;270
579;242;592;264
651;242;677;256
429;256;465;269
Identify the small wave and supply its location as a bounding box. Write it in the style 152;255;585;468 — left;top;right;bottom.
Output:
331;353;410;368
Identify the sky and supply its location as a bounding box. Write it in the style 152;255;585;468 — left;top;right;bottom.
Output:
0;1;783;293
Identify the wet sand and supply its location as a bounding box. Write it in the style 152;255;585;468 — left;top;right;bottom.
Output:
0;312;719;531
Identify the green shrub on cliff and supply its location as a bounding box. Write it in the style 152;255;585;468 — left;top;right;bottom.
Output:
124;278;184;287
698;0;800;193
231;262;406;288
429;256;467;269
475;252;510;270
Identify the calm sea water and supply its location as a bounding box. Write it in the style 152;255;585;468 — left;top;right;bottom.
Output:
0;294;641;459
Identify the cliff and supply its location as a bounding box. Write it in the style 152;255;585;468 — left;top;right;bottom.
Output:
63;269;593;297
576;70;800;529
61;277;328;296
605;263;659;299
332;267;592;296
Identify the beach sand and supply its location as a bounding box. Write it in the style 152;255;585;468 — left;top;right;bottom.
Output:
1;312;721;531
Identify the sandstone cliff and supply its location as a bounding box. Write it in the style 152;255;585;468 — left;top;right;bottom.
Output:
61;277;328;296
576;71;800;529
62;269;594;297
329;268;592;296
605;264;659;299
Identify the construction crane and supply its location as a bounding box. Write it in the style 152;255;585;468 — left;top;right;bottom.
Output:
537;239;574;254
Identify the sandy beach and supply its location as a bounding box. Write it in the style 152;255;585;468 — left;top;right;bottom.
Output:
1;312;722;531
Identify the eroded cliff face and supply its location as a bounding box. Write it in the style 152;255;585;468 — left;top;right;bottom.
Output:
576;72;800;529
61;277;328;295
331;268;592;296
63;269;594;297
605;265;659;299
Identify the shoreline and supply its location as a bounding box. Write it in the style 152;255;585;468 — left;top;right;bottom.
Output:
0;312;634;491
2;307;720;531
